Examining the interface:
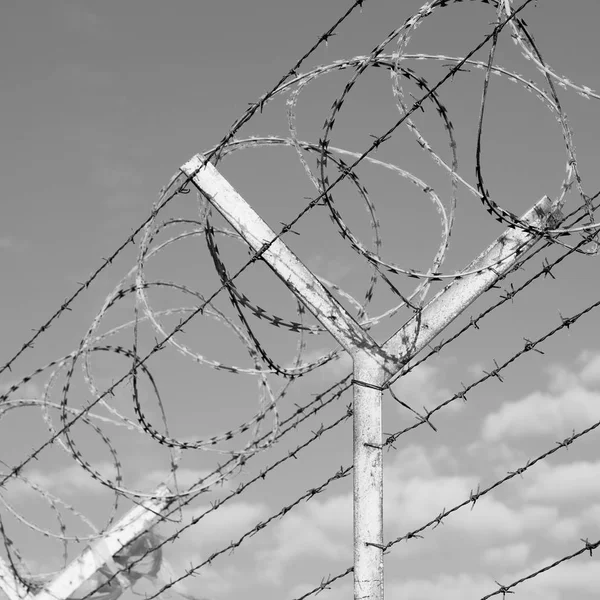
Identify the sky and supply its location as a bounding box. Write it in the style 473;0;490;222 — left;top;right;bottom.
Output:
1;1;600;599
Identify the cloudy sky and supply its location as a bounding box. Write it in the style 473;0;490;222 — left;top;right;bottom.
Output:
1;1;600;599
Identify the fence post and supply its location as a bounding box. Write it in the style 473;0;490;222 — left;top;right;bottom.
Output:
352;352;386;600
180;156;563;600
34;485;170;600
0;558;34;600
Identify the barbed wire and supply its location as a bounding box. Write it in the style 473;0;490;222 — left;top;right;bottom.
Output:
2;186;595;597
121;240;600;600
2;0;600;598
1;0;540;502
0;0;368;380
479;536;600;599
293;404;600;600
68;132;600;600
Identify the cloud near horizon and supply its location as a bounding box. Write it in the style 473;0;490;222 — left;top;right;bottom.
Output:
482;351;600;442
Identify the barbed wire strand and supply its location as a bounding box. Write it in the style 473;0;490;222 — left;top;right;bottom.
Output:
2;0;600;598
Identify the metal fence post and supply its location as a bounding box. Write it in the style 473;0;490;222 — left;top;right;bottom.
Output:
0;558;34;600
180;156;563;600
34;485;170;600
352;352;386;600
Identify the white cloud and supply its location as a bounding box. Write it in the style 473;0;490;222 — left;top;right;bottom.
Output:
547;363;580;395
482;541;530;566
258;513;348;584
386;473;476;532
256;493;352;584
303;564;598;600
579;351;600;387
288;581;335;600
287;581;352;600
387;575;489;600
482;384;600;442
385;561;599;600
482;354;600;442
131;551;234;600
391;362;462;413
144;436;600;599
389;573;561;600
522;460;600;503
466;440;526;465
386;444;438;479
467;362;487;378
510;557;600;595
387;573;557;600
171;501;268;553
430;444;461;471
383;446;574;559
161;558;235;599
257;445;475;586
582;503;600;527
449;497;556;540
547;516;582;541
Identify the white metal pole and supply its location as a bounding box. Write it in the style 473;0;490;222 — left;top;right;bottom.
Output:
353;353;386;600
180;156;398;600
34;485;170;600
0;557;34;600
0;160;564;600
180;157;563;600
